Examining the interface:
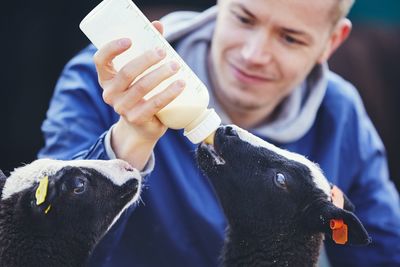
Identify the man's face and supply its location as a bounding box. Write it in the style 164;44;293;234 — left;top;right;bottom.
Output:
210;0;338;115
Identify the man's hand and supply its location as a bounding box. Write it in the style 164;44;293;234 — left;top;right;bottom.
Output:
93;21;185;170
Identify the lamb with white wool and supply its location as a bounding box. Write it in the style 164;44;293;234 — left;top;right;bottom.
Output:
197;125;371;267
0;158;142;267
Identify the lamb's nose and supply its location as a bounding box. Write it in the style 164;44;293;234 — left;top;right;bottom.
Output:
224;126;238;137
128;178;139;192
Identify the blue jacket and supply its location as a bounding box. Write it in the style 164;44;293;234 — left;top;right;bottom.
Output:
38;44;400;267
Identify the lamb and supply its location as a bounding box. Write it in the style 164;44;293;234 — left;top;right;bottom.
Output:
0;158;142;267
196;125;371;267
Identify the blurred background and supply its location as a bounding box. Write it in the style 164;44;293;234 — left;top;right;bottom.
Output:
0;0;399;191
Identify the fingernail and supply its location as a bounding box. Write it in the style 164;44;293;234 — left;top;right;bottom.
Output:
170;61;180;72
118;38;131;48
155;47;166;58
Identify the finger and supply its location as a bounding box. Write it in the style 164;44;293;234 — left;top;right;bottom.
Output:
116;60;181;111
127;80;186;123
94;38;132;82
111;47;166;94
152;21;164;35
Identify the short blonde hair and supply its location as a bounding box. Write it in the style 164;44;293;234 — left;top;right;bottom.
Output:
331;0;355;24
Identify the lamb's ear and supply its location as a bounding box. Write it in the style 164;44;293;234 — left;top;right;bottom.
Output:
318;201;371;246
0;169;7;194
342;191;355;212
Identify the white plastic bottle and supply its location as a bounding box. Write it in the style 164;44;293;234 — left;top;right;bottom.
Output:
79;0;221;144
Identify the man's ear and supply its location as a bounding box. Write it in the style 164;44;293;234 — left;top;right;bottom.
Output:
319;201;371;246
0;169;7;194
318;18;352;63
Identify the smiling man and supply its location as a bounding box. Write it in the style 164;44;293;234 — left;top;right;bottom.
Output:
209;0;351;129
39;0;400;266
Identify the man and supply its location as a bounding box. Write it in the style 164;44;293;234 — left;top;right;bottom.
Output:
39;0;400;266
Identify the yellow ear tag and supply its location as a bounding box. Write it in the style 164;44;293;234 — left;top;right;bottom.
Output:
35;176;49;206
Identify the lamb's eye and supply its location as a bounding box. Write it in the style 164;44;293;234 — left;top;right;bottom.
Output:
274;173;287;189
73;178;86;194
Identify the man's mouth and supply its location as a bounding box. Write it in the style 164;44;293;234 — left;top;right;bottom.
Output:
200;143;226;165
229;63;274;84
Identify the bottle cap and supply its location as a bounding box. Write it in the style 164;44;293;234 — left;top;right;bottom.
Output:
184;109;221;144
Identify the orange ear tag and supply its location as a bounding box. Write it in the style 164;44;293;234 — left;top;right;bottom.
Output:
330;219;348;245
331;185;344;209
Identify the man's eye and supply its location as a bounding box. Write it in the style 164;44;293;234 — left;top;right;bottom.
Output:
238;15;251;24
282;34;303;45
284;35;297;43
233;12;252;25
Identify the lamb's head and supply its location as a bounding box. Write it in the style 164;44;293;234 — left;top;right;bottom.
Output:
0;159;141;246
197;125;370;246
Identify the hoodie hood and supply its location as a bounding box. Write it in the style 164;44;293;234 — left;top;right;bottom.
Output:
161;6;328;143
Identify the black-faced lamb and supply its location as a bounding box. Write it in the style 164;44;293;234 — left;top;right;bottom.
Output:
196;125;371;267
0;158;142;267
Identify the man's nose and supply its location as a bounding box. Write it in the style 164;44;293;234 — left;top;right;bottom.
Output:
241;32;272;65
